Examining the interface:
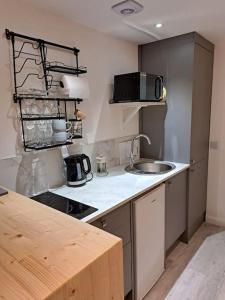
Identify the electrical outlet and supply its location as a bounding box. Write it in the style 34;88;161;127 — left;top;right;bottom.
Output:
210;141;218;150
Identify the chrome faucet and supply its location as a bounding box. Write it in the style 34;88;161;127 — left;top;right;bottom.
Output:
130;134;151;168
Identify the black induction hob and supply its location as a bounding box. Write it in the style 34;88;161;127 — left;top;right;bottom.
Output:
31;191;98;220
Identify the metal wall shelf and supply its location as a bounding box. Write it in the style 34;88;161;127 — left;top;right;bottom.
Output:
21;116;65;121
46;65;87;75
6;29;86;152
111;101;166;107
25;141;73;151
15;94;83;103
5;29;87;103
110;101;166;127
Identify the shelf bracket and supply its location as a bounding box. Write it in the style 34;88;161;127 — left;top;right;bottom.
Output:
5;29;11;40
123;106;142;128
118;101;166;128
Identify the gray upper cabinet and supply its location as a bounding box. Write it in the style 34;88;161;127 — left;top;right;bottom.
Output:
139;32;214;164
190;44;214;162
163;41;194;163
139;105;166;160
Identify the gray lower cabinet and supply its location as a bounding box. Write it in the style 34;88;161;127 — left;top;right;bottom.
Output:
123;242;132;297
91;203;132;296
186;159;208;240
165;171;187;250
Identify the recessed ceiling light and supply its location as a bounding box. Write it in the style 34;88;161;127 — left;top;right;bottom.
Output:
155;23;163;28
112;0;144;16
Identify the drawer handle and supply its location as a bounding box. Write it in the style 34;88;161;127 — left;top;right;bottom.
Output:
151;199;157;203
101;220;108;229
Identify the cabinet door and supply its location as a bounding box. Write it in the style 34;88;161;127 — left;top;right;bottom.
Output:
190;44;214;162
134;184;165;300
139;41;167;160
91;203;131;246
124;243;132;297
140;105;166;160
91;204;132;296
139;37;194;163
187;159;208;239
165;171;187;250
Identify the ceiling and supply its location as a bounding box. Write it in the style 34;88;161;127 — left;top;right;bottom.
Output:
21;0;225;44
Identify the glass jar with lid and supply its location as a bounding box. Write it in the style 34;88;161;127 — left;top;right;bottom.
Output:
96;156;108;177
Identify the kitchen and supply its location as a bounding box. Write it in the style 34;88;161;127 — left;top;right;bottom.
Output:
1;0;225;299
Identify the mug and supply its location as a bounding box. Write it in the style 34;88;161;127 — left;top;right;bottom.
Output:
52;119;72;132
53;132;72;143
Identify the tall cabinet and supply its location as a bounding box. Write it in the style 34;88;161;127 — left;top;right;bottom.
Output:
139;32;214;240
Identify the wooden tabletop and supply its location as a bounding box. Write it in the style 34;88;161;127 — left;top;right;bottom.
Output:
0;191;123;300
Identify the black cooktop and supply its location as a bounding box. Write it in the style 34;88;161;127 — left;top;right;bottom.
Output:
31;191;98;220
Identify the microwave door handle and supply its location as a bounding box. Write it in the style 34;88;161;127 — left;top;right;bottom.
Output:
155;76;163;100
159;76;163;99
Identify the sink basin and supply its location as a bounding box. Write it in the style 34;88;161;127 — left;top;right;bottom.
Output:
125;159;176;175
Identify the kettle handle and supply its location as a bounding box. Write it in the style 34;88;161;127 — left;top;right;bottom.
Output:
82;155;92;174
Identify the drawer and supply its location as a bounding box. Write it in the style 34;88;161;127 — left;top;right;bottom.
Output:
91;203;131;246
124;242;132;296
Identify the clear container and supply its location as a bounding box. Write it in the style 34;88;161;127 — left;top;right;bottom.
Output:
96;156;108;177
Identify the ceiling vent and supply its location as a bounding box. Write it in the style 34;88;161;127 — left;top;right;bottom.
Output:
111;0;143;16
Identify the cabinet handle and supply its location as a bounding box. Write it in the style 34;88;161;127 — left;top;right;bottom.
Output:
167;181;172;185
101;220;107;229
151;199;157;203
190;168;195;173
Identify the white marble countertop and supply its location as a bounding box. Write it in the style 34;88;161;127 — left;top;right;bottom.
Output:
51;161;189;223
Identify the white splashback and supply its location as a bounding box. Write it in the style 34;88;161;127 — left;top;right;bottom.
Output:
0;135;137;194
0;0;138;195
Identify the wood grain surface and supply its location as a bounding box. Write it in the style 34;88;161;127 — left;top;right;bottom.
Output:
0;191;124;300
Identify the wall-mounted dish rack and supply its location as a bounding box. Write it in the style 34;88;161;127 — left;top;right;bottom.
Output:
6;29;86;151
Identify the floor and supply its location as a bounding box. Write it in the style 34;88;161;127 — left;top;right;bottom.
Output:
143;223;225;300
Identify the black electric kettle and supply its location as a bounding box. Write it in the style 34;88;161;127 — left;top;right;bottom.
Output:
64;154;93;187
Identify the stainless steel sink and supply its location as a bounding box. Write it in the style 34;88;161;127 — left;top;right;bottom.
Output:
125;159;176;175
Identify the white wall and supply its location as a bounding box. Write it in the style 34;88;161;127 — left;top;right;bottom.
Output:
0;0;138;191
206;41;225;226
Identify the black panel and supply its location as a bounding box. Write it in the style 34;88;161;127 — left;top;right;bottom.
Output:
113;72;140;101
31;192;97;220
113;72;163;102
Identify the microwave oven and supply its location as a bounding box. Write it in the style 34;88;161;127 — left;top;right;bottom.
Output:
113;72;163;102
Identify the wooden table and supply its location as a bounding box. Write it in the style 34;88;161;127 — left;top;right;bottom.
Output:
0;191;124;300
